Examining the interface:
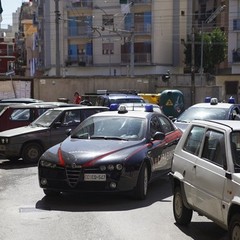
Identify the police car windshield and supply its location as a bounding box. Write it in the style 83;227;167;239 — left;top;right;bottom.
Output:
177;107;228;122
72;116;146;141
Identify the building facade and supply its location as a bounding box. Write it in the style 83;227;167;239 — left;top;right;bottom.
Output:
229;0;240;74
36;0;190;77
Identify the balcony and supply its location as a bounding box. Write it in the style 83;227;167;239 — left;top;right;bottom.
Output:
121;53;151;64
68;26;93;38
233;19;240;31
134;23;151;34
134;0;152;4
66;0;93;9
65;55;93;66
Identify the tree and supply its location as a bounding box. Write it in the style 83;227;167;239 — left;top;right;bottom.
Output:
184;27;227;74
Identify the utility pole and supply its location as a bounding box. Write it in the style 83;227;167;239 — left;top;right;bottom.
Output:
55;0;61;77
130;2;134;78
191;26;195;105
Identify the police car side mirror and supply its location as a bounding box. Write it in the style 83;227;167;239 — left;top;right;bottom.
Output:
153;132;165;141
65;128;72;136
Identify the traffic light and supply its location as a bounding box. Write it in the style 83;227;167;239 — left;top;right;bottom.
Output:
162;71;170;82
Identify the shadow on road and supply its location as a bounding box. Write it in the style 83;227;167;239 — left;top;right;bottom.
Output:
175;222;228;240
0;159;36;169
36;175;172;212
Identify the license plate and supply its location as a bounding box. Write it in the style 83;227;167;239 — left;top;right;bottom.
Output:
84;173;106;182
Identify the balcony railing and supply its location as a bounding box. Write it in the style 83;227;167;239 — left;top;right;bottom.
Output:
134;0;152;3
66;0;93;8
68;26;93;37
66;55;93;66
121;53;151;64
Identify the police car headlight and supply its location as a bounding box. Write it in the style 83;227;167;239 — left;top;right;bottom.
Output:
116;164;123;170
40;160;56;168
0;138;9;144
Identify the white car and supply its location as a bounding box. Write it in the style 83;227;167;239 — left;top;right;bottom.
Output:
174;98;240;132
170;120;240;240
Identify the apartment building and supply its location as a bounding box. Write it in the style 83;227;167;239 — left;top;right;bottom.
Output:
36;0;190;77
229;0;240;74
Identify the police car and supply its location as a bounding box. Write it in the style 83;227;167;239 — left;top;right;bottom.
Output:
174;97;240;132
38;105;182;200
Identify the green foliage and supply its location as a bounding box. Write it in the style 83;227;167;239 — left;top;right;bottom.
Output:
184;27;227;74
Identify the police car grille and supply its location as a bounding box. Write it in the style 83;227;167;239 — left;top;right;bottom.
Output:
66;168;81;187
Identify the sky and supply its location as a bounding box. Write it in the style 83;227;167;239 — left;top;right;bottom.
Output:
0;0;28;28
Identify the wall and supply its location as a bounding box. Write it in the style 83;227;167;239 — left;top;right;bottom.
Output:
32;74;226;108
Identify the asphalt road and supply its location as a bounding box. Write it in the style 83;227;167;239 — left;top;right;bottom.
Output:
0;159;228;240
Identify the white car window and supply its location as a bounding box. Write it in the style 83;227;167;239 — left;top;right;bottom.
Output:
183;126;205;156
202;130;226;167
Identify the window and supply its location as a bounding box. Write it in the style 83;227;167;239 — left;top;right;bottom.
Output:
183;126;205;156
63;110;80;126
150;116;161;136
102;43;114;55
158;116;174;134
102;14;113;26
10;109;31;121
231;131;240;166
202;130;226;166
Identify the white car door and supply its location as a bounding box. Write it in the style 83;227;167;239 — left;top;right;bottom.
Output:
193;129;226;223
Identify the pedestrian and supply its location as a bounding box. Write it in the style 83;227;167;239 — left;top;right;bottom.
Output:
73;91;81;104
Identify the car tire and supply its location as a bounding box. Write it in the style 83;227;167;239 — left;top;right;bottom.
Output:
229;214;240;240
22;142;43;164
173;186;193;225
43;189;60;197
134;161;148;200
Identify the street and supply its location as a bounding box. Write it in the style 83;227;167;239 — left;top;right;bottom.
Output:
0;159;228;240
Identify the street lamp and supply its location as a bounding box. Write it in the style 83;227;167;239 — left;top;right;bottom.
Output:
200;5;226;80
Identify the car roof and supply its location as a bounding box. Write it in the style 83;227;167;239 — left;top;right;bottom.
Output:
27;102;79;107
189;102;237;109
4;103;64;109
114;103;162;112
102;94;143;99
90;107;161;119
0;98;43;103
190;119;240;131
48;106;109;111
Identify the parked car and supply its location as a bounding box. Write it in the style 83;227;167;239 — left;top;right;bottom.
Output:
0;102;78;132
95;93;145;107
38;105;182;199
0;102;24;114
0;98;43;103
170;119;240;240
174;98;240;132
109;103;162;113
0;106;108;163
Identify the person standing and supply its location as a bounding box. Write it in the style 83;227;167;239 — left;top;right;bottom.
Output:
73;92;81;104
